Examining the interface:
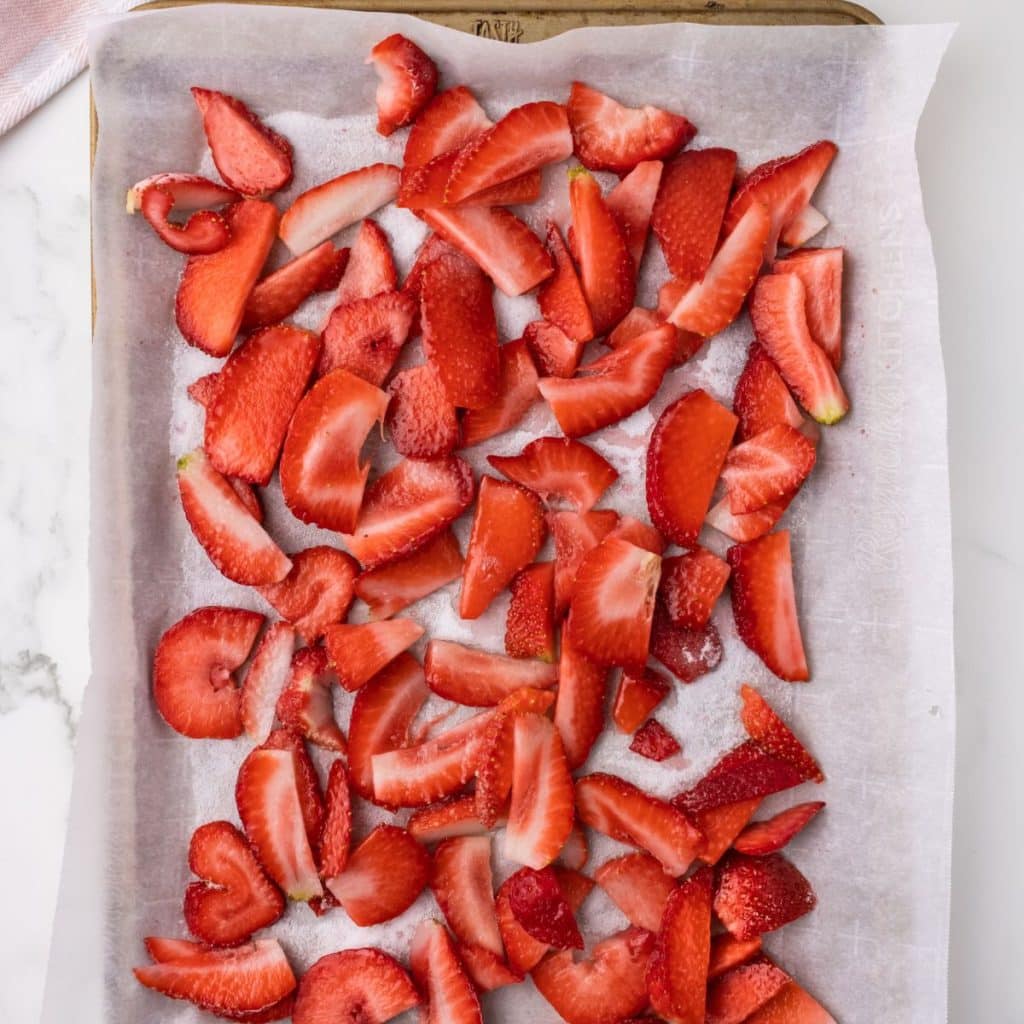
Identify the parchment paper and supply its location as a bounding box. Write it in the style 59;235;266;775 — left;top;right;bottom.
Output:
45;7;954;1023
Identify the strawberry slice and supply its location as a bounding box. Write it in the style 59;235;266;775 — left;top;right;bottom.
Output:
744;980;837;1023
728;531;809;681
386;363;460;458
607;306;664;348
595;851;676;932
506;866;583;950
568;82;694;175
608;515;666;555
612;668;670;734
134;939;296;1015
706;493;791;544
446;101;572;203
335;218;398;305
426;639;557;706
188;372;223;410
733;801;825;856
241;242;348;330
460;338;539;447
557;827;590;872
318;760;352;879
721;424;816;514
279;164;400;255
651;148;737;281
176;199;279;357
649;610;723;683
203;324;320;485
658;549;731;630
326;824;430;925
355;530;464;620
432;835;504;955
646;389;738;547
241;622;295;743
235;747;322;900
292;948;419;1024
261;729;326;852
505;561;556;661
404;85;492;169
126;172;240;214
152;606;262;740
575;773;703;876
568;537;661;670
739;684;824;782
733;341;804;441
693;799;760;866
192;88;293;197
398;148;541;209
367;33;438;136
646;867;713;1024
523;319;584;378
460;476;546;619
138;184;229;254
709;934;763;979
778;203;829;248
549;507;619;614
505;713;574;869
539;323;677;438
420;248;500;409
554;625;609;769
348;653;429;801
607;159;663;269
568;168;635;334
410;919;484;1024
532;927;655;1024
724;140;837;263
323;619;425;692
630;718;681;761
320;289;416;386
184;820;284;946
538;222;595;343
142;937;208;962
409;795;494;844
772;247;843;368
457;943;524;992
275;647;345;752
713;852;816;939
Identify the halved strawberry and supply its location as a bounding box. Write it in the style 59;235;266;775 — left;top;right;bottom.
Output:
404;85;492;169
355;530;464;619
524;319;584;378
326;824;430;925
410;795;494;844
539;323;676;438
292;948;419;1024
630;718;681;761
595;851;676;932
275;647;345;752
425;639;557;706
192;88;292;197
258;546;357;643
739;684;824;782
134;939;296;1015
658;550;730;630
410;919;484;1024
713;852;816;939
778;203;829;249
649;610;723;683
646;389;738;548
506;866;583;950
722;424;816;514
608;515;666;555
320;289;416;386
744;980;837;1023
733;341;804;442
420;248;500;409
532;927;655;1024
236;747;322;900
733;801;825;856
460;338;539;447
126;172;239;214
651;148;737;281
280;369;388;533
335;218;398;305
728;531;808;680
646;867;713;1024
548;508;619;614
240;622;295;743
575;773;703;876
568;82;694;175
176;199;279;357
538;222;595;343
772;247;843;368
612;668;671;734
138;184;229;254
569;537;661;670
261;729;326;852
241;242;347;330
317;759;352;879
279;164;400;255
348;653;429;801
386;363;460;458
554;624;609;769
367;33;438;136
432;835;504;955
607;159;664;269
506;561;557;661
324;619;425;692
457;943;524;992
152;606;262;740
709;934;763;979
705;493;791;544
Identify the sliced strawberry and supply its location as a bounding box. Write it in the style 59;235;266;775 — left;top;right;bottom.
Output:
316;760;352;879
575;773;703;876
386;363;460;458
404;85;492;169
398;148;540;209
241;242;347;330
275;647;345;752
410;795;494;844
152;606;262;740
138;184;229;254
240;622;295;743
355;530;464;619
236;747;322;900
608;515;665;555
607;160;664;268
694;798;761;865
733;801;825;856
649;610;723;683
348;653;429;801
706;493;791;544
722;424;816;514
188;372;223;409
708;933;763;979
568;537;661;670
778;203;829;249
134;939;296;1014
261;729;326;852
323;619;425;692
538;222;595;343
335;218;398;305
646;867;713;1024
426;639;557;706
505;561;557;661
713;852;816;939
506;866;583;950
751;273;849;424
548;508;620;615
646;388;738;547
630;718;681;761
410;919;484;1024
612;668;671;734
279;164;399;255
659;549;730;630
733;341;804;442
457;943;524;992
739;684;824;782
143;937;208;962
176;200;279;357
127;172;239;214
772;247;843;368
607;306;663;349
431;835;503;955
292;948;419;1024
651;148;737;281
367;33;438;136
743;980;837;1023
459;476;545;619
595;851;676;932
495;879;549;974
532;927;655;1024
420;249;500;409
524;319;584;378
557;826;590;872
320;289;416;386
725;140;837;263
539;322;676;438
460;338;539;447
326;824;430;925
554;625;609;769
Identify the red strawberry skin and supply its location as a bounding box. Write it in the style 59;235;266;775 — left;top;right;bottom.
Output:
524;319;584;379
368;33;438;136
242;241;346;330
713;852;817;940
320;290;416;387
733;801;825;856
607;160;664;270
506;866;583;950
612;668;670;734
739;684;824;782
386;362;460;459
138;184;229;255
650;612;723;684
505;561;557;662
659;549;731;630
733;341;804;441
317;760;352;878
538;222;595;344
630;718;681;761
461;338;539;448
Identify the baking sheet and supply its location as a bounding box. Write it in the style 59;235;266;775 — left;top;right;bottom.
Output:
46;7;953;1022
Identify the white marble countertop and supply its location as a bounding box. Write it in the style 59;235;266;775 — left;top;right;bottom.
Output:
0;2;1020;1022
